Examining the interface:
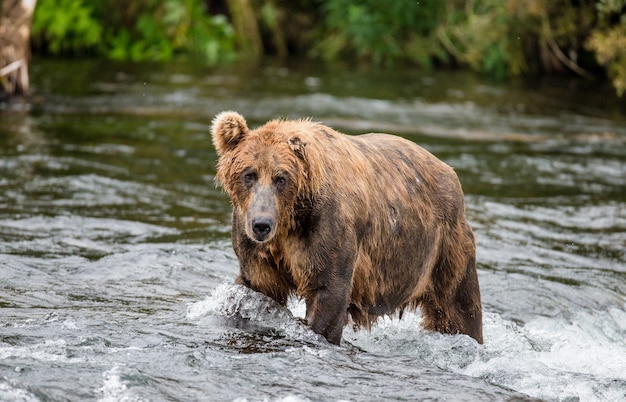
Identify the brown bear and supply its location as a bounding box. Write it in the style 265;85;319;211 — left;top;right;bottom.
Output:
211;111;483;345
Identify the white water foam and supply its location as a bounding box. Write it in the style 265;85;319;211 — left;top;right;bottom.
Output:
0;339;84;365
465;309;626;402
196;283;626;402
0;382;40;402
96;365;141;402
233;397;315;402
187;283;323;344
347;309;626;402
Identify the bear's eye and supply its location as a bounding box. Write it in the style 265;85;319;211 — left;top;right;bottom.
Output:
242;170;256;187
274;174;288;190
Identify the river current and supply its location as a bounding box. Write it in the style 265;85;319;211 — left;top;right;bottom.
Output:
1;59;625;401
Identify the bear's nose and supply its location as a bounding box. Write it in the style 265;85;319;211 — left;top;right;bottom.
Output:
252;217;273;237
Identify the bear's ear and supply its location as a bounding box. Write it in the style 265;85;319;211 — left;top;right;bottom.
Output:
211;111;249;156
288;136;306;159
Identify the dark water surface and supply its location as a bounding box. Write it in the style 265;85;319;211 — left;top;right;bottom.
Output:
1;59;625;401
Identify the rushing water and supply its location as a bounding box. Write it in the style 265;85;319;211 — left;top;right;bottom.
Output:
1;58;625;401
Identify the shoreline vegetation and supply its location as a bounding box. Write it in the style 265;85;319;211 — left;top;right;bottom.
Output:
2;0;626;97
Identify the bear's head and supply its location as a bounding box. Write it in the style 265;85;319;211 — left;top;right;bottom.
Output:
211;111;318;243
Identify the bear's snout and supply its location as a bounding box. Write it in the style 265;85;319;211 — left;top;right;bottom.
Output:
245;186;278;243
252;216;273;239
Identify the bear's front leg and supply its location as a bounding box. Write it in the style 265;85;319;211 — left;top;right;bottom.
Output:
305;284;350;344
302;247;355;345
305;284;351;345
295;210;357;345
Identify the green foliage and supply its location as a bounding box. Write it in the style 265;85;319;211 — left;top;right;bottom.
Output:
28;0;626;95
189;14;236;65
596;0;626;19
312;0;626;93
104;0;235;64
313;0;444;67
586;0;626;96
31;0;235;65
106;14;174;62
32;0;102;55
437;1;517;78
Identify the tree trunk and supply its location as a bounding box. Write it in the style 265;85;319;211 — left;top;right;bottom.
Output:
226;0;263;60
0;0;37;97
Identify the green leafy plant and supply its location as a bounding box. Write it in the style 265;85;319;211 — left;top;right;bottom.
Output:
26;0;626;95
586;0;626;95
31;0;235;65
313;0;444;66
174;0;236;65
32;0;102;55
436;0;527;79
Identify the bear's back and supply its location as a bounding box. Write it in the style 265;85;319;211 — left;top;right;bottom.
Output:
312;131;465;221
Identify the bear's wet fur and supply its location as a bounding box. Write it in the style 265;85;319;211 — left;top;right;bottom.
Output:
211;111;483;345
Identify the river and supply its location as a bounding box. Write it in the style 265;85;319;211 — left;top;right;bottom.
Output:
1;58;625;401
